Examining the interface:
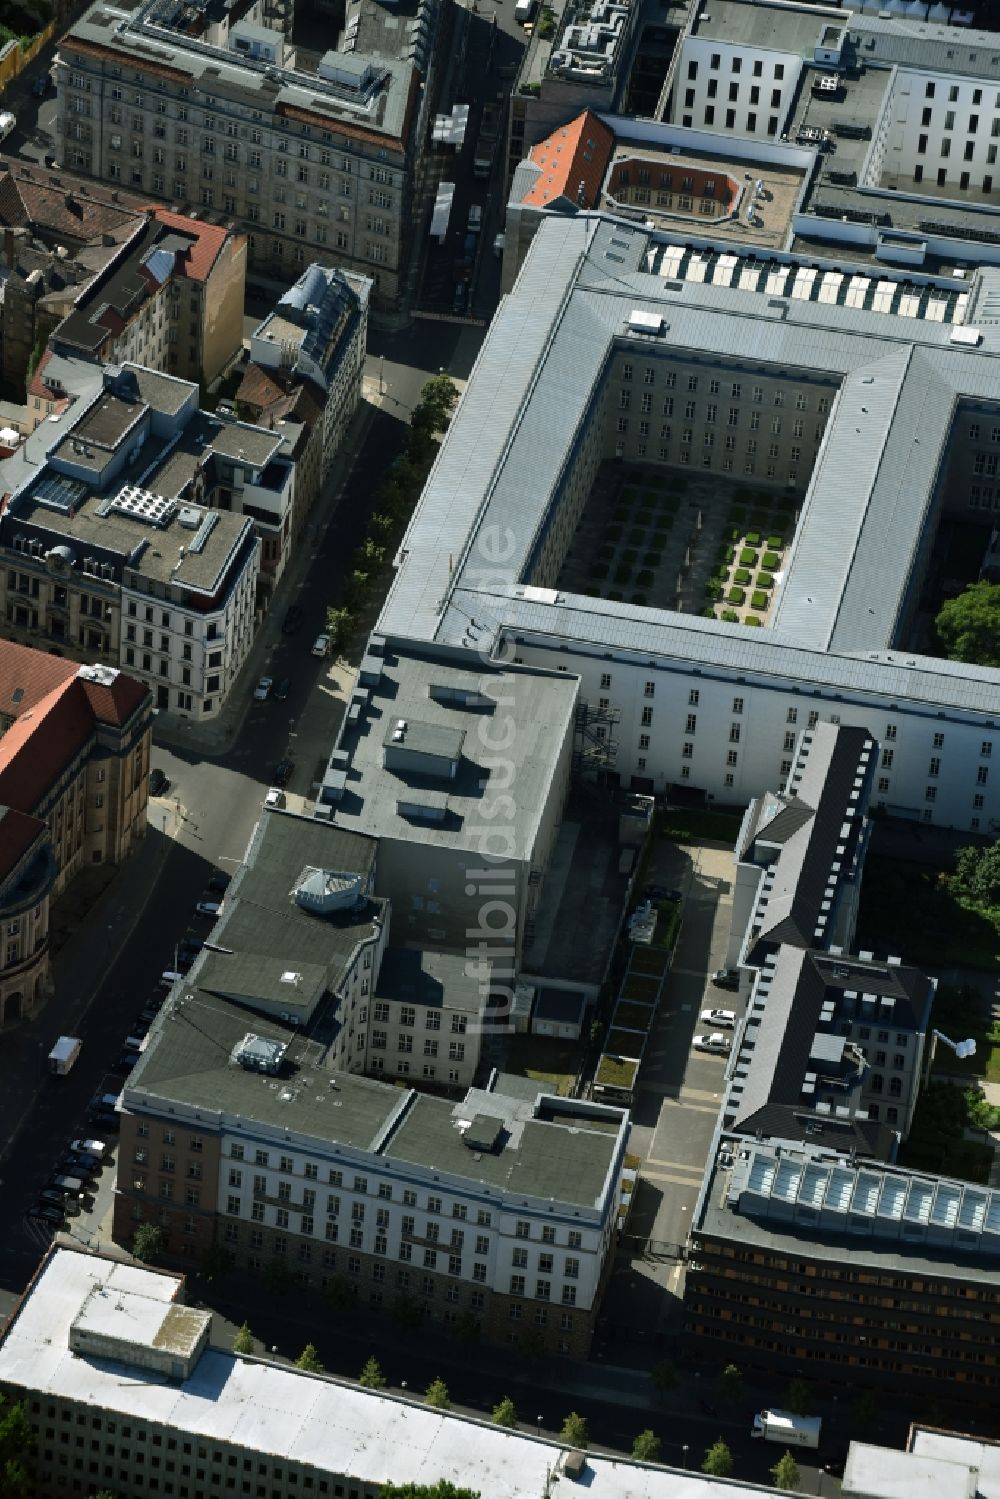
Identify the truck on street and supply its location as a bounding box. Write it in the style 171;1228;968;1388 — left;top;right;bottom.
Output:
48;1036;82;1075
750;1411;822;1449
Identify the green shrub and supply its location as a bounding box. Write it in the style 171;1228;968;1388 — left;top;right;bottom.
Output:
702;606;717;618
751;590;768;610
628;528;645;545
725;545;736;564
705;579;724;600
589;563;608;581
612;507;629;523
730;526;743;542
745;614;763;627
767;534;784;550
622;487;639;502
762;551;780;570
637;569;654;586
632;593;648;606
733;568;751;586
739;547;758;567
644;551;662;567
604;525;622;542
756;571;774;589
721;609;739;623
727;586;746;605
613;565;632;585
745;530;761;546
598;543;614;560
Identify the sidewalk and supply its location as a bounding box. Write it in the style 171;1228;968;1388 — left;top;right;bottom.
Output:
153;392;380;760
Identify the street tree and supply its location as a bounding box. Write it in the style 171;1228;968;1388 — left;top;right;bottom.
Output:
560;1412;589;1449
425;1378;451;1409
953;842;1000;907
935;581;1000;668
632;1429;662;1462
491;1396;518;1428
359;1357;386;1391
295;1343;324;1374
650;1360;676;1400
232;1322;254;1356
0;1395;34;1499
784;1378;815;1416
132;1224;164;1263
717;1363;743;1402
770;1450;801;1490
702;1439;734;1478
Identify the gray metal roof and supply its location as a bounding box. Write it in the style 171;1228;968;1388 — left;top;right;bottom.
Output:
378;213;1000;723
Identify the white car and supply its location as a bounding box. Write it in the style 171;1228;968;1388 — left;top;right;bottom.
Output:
253;676;272;701
311;633;331;658
693;1032;731;1055
70;1138;106;1159
0;112;14;143
194;901;221;918
700;1008;737;1029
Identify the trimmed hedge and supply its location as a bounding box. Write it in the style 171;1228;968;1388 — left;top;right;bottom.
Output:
745;614;763;627
761;551;780;570
756;571;774;589
733;567;751;586
767;534;784;550
751;589;769;610
739;547;758;567
590;563;608;580
721;609;739;622
637;569;654;586
727;586;746;605
745;530;761;545
605;525;622;542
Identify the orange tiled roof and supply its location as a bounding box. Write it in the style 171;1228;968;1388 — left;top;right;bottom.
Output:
150;207;229;282
0;804;47;884
0;639;77;721
0;643;150;816
236;362;290;413
523;110;615;211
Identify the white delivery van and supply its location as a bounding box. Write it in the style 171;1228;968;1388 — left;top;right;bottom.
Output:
48;1036;82;1075
514;0;537;21
751;1411;822;1449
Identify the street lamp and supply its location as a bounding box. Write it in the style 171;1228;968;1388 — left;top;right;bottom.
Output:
924;1029;977;1087
536;1414;543;1436
682;1444;689;1469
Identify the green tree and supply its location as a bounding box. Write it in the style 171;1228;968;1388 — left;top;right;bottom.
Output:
650;1359;676;1400
359;1356;386;1390
200;1244;234;1278
632;1429;662;1462
560;1412;589;1448
953;842;1000;907
966;1087;1000;1131
325;604;354;651
851;1390;877;1432
295;1343;324;1373
491;1396;518;1428
717;1363;743;1403
784;1378;814;1416
0;1396;33;1497
232;1322;254;1356
24;334;45;388
132;1223;164;1263
380;1485;479;1499
702;1439;734;1478
935;581;1000;668
425;1377;451;1409
770;1450;801;1490
412;374;459;434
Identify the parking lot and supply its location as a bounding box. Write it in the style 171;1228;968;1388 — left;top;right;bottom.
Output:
597;836;740;1354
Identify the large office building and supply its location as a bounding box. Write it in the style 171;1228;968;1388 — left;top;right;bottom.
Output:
56;0;444;313
374;208;1000;832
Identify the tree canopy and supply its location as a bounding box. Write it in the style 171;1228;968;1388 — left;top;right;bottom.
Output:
953;842;1000;908
702;1439;734;1478
0;1396;34;1499
491;1396;518;1428
770;1449;801;1490
560;1412;589;1448
632;1429;662;1462
935;580;1000;668
424;1377;451;1410
132;1223;164;1263
359;1356;386;1390
380;1485;479;1499
232;1322;254;1356
295;1343;324;1374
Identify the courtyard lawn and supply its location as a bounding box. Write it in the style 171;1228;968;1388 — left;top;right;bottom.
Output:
504;1036;579;1096
657;807;742;844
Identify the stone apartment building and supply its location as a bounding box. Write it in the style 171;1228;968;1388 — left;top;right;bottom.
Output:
0;160;245;407
0;641;152;1028
237;262;370;528
0;363;267;720
57;0;431;313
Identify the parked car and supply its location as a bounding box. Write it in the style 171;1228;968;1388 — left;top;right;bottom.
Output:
89;1109;120;1132
56;1155;93;1179
69;1151;102;1175
149;768;169;796
693;1032;731;1055
700;1008;737;1028
452;282;468;315
311;633;330;658
38;1189;74;1211
273;677;291;702
253;676;272;702
265;787;286;810
206;873;231;894
178;938;204;958
282;604;303;634
272;758;293;788
116;1051;142;1074
644;883;682;903
34;1202;65;1225
70;1139;107;1159
31;72;48;96
194;900;221;918
712;967;741;991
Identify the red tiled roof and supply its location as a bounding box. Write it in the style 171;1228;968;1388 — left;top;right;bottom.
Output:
523;110;615;210
0;639;76;720
0;804;47;884
27;349;71;411
150;207;229;282
235;362;290;413
0;644;150;816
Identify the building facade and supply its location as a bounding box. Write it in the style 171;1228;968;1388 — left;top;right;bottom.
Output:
0;807;55;1029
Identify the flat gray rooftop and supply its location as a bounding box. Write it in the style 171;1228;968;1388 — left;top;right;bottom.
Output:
691;0;831;53
374;947;486;1016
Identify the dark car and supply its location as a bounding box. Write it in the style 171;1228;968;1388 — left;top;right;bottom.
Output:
34;1202;64;1225
452;282;468;315
149;768;170;796
272;758;293;788
282;604;303;634
207;873;231;894
31;72;48;96
273;677;291;702
69;1152;101;1175
644;883;683;903
712;966;741;991
89;1109;120;1133
178;937;204;958
56;1155;92;1179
